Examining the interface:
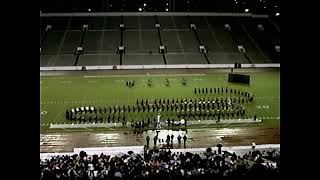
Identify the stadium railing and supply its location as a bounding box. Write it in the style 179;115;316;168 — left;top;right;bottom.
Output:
40;63;280;71
40;12;268;18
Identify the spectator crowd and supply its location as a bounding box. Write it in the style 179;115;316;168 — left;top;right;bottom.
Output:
40;148;279;180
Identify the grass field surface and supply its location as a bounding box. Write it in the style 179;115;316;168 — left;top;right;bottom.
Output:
40;71;279;133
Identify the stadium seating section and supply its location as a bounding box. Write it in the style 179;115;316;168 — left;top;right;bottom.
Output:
40;16;280;67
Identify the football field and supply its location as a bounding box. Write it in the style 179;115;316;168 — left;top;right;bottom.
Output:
40;69;279;134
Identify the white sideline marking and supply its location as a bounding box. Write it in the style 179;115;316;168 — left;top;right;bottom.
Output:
60;81;72;83
83;74;205;78
261;116;280;120
223;122;232;127
239;122;250;127
255;96;280;99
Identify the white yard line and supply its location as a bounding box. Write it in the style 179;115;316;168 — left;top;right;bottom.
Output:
52;112;63;124
41;102;49;110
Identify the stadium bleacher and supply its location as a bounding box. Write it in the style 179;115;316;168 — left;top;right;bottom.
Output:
40;15;280;67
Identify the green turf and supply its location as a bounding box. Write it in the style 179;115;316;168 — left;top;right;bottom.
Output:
40;71;279;133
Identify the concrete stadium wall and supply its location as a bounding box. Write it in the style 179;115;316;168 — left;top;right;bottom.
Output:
40;66;83;71
40;64;280;71
40;144;280;160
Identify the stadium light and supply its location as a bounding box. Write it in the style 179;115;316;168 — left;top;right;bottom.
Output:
276;13;280;16
138;8;142;11
245;9;249;12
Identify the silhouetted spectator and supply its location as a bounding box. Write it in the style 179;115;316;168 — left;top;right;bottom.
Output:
146;136;150;149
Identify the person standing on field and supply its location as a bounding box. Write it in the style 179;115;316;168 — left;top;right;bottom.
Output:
183;135;187;148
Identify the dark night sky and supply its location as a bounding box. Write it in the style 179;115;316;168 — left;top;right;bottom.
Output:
40;0;280;16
